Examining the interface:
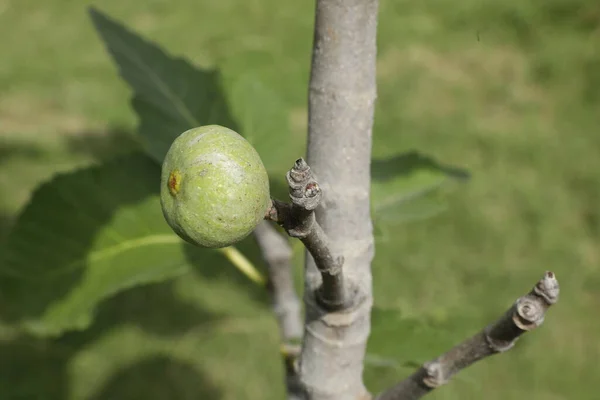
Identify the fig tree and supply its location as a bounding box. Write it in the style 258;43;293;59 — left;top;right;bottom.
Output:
160;125;270;248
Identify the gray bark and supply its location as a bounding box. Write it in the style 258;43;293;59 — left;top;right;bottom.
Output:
267;159;345;310
299;0;379;398
259;1;560;399
253;222;303;342
252;223;304;399
265;158;351;398
376;272;560;400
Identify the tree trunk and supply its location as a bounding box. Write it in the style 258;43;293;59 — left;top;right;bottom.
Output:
298;0;379;398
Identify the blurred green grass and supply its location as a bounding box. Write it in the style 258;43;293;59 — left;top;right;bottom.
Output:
0;0;598;399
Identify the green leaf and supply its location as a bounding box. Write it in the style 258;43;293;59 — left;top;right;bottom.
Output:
89;7;238;164
371;151;469;229
0;153;195;336
90;8;302;175
228;73;298;172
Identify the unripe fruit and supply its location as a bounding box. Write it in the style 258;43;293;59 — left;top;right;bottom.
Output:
160;125;270;248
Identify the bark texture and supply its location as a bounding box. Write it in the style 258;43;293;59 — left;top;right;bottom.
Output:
267;159;345;310
299;0;379;398
254;222;303;342
376;271;560;400
252;223;304;399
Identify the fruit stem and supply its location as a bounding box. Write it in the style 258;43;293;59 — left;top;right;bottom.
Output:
217;246;267;286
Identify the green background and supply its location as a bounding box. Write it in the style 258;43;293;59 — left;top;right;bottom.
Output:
1;0;598;399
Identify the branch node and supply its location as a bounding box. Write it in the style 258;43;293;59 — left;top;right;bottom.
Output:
265;199;279;221
513;298;545;331
287;212;315;239
422;362;447;388
287;158;322;211
316;290;346;311
268;158;347;312
378;271;561;399
485;332;516;353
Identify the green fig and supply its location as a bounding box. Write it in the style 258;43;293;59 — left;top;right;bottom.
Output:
160;125;270;248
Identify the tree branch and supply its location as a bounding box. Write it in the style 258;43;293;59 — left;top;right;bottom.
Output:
294;0;379;398
376;271;560;400
252;223;304;399
266;159;346;310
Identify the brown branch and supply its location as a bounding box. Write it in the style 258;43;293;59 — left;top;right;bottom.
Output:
265;158;346;311
376;271;560;400
252;222;304;399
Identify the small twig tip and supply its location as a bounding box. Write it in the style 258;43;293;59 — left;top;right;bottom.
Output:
535;271;560;304
294;158;308;169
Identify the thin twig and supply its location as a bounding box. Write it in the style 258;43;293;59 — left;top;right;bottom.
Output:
252;222;304;399
376;271;560;400
265;158;346;310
